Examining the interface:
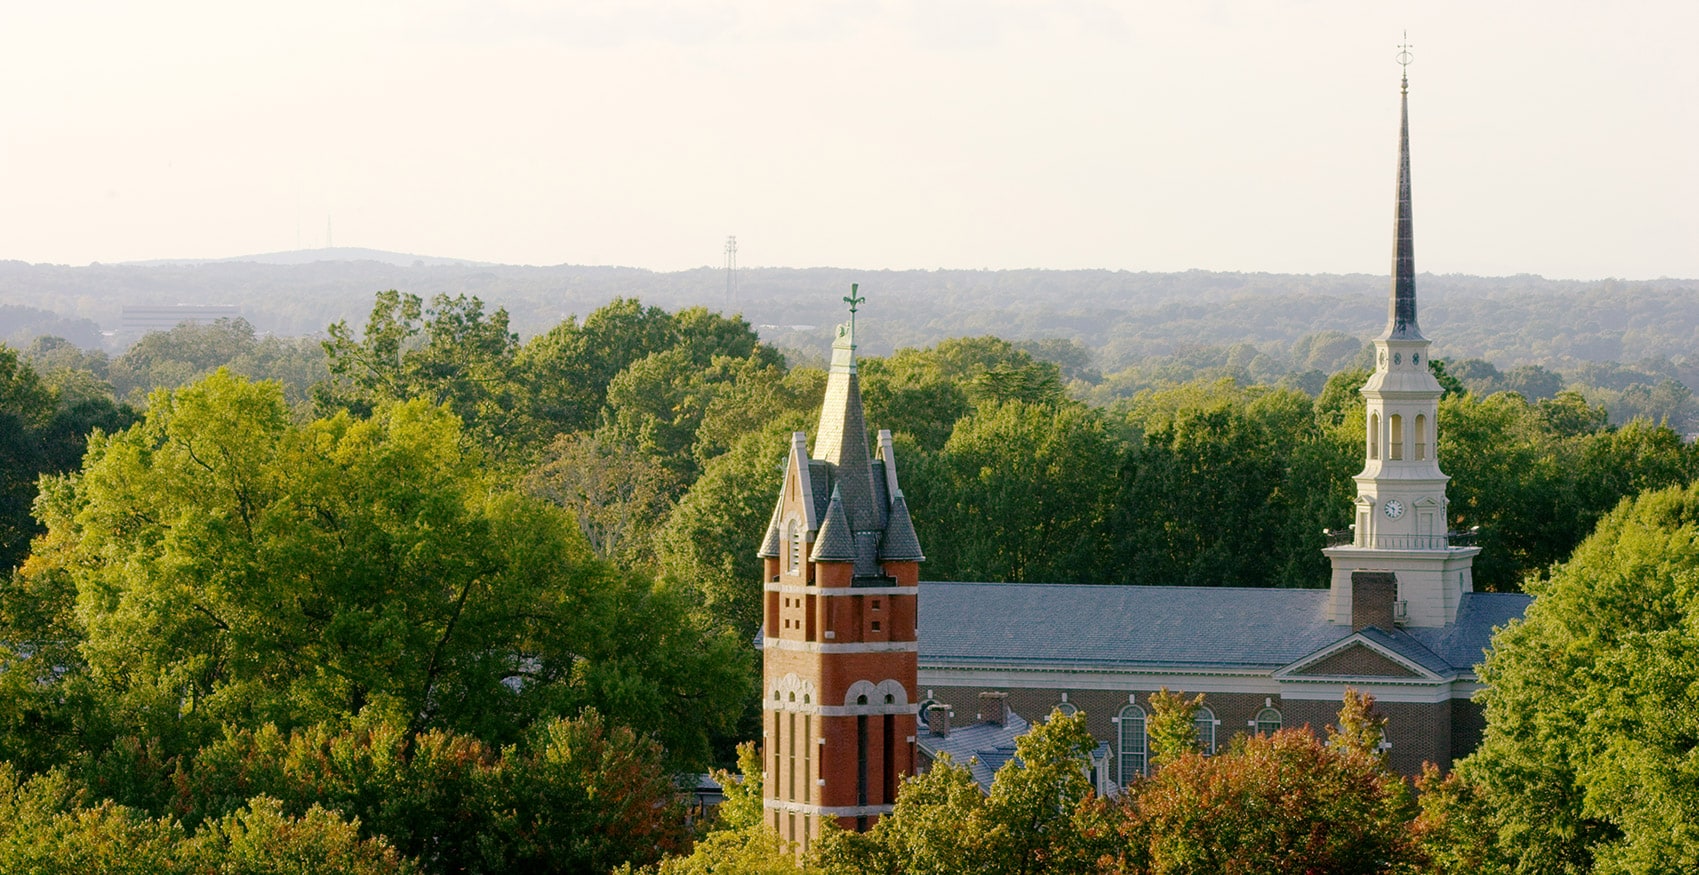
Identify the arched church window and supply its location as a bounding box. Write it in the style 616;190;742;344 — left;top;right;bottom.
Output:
1255;707;1282;735
1369;414;1379;460
1415;414;1427;460
1194;706;1217;755
1052;702;1078;718
1389;414;1404;460
1117;703;1147;782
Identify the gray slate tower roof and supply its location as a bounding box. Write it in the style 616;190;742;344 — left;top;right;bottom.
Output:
759;289;925;576
812;320;884;534
811;489;857;562
1384;61;1423;341
879;492;925;562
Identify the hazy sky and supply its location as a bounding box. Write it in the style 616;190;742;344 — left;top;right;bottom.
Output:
3;1;1694;278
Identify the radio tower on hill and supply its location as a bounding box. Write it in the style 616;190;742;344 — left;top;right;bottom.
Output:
724;235;738;313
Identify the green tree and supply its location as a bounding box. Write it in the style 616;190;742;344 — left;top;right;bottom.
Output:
0;763;417;874
318;292;532;457
0;345;57;570
1120;724;1416;873
516;299;778;444
522;431;677;567
859;337;1063;454
1114;380;1354;589
0;345;135;574
7;370;746;767
1326;688;1388;760
816;710;1116;875
917;400;1122;583
658;418;810;637
1144;688;1202;770
109;318;327;409
1440;390;1695;591
1463;481;1699;874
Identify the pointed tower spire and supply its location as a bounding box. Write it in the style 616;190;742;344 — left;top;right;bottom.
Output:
1386;33;1422;340
1326;39;1479;630
811;285;882;532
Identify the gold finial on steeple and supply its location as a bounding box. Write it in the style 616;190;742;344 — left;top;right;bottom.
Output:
1396;31;1413;93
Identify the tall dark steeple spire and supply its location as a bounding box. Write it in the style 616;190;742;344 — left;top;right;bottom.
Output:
1386;34;1422;341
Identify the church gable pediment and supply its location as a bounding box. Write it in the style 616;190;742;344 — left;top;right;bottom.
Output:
1276;635;1436;681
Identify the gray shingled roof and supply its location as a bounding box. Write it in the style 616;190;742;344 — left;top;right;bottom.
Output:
811;492;856;562
1403;592;1531;672
812;329;884;533
917;582;1531;674
879;493;925;562
756;495;784;559
919;710;1032;789
1355;627;1453;676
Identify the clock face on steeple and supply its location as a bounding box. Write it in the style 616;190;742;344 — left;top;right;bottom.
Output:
1383;499;1405;519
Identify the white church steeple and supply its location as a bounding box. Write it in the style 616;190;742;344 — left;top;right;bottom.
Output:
1324;44;1479;628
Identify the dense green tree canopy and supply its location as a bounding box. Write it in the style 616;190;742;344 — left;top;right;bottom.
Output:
815;710;1115;875
1465;481;1699;874
4;370;747;769
914;400;1122;583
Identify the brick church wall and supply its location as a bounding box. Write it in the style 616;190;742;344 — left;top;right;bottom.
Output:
923;683;1469;779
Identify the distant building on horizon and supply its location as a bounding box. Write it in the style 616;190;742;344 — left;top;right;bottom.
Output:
119;304;242;334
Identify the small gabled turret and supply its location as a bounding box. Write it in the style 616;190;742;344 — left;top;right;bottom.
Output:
811;488;857;563
879;492;925;563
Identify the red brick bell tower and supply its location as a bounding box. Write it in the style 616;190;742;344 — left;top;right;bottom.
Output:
757;288;924;850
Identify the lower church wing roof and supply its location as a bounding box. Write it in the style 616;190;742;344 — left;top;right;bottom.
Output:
1402;592;1532;672
917;582;1532;675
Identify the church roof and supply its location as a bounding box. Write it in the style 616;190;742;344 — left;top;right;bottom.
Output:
1402;592;1531;670
918;709;1032;790
917;583;1529;676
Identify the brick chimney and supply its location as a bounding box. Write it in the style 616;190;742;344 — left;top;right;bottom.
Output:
1351;571;1398;631
978;691;1008;727
926;703;951;738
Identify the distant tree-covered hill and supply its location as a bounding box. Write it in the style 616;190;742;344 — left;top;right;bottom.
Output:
2;255;1690;367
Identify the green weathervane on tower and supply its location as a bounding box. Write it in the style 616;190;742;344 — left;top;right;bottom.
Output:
843;283;864;345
